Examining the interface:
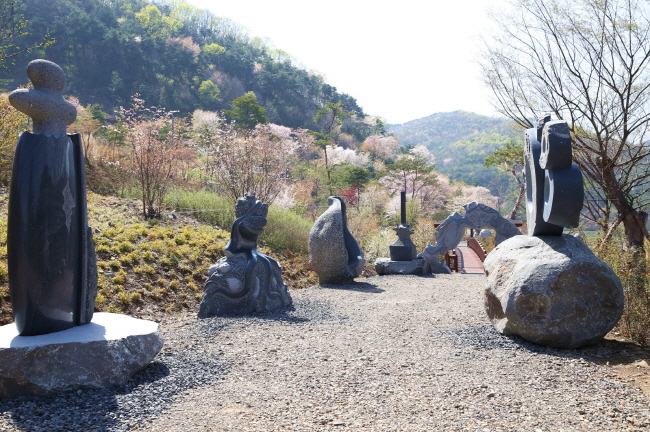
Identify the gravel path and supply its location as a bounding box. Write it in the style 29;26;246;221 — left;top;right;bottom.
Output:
1;274;650;431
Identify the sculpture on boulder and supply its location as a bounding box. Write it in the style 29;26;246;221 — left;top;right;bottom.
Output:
309;196;365;284
198;193;292;317
484;115;623;348
419;202;521;273
7;59;97;336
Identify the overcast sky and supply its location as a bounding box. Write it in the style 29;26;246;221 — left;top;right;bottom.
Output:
187;0;506;124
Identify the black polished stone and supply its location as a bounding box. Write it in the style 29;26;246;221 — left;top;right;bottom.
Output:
7;132;97;336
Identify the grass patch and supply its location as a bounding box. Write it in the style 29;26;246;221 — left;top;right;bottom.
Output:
167;189;311;254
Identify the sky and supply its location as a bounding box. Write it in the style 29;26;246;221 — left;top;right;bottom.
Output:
187;0;506;125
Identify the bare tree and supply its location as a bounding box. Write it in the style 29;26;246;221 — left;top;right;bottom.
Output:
482;0;650;253
117;96;186;219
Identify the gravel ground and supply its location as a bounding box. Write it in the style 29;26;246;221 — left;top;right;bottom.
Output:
1;274;650;431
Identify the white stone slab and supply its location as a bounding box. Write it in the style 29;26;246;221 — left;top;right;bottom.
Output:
0;312;159;348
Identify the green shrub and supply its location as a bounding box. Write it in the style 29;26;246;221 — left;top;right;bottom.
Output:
95;244;111;255
117;241;134;253
112;270;127;285
166;189;235;230
262;205;311;253
118;292;131;305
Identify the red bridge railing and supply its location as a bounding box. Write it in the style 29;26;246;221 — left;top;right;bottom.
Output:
467;237;487;262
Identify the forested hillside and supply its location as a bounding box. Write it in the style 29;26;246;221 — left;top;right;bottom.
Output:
2;0;370;136
390;111;517;195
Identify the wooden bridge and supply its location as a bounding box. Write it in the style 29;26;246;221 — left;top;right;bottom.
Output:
445;239;486;274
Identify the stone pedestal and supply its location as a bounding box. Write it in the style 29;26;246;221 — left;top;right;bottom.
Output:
374;257;431;276
0;313;163;399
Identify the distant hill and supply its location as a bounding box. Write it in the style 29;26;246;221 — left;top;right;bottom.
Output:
390;111;513;149
389;111;519;196
1;0;369;138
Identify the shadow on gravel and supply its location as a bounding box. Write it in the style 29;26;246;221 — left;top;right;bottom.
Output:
443;325;650;366
0;349;227;432
318;281;384;293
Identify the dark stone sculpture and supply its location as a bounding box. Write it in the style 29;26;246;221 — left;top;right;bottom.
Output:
374;192;430;276
7;59;97;336
419;202;521;273
389;192;417;261
524;115;584;236
309;196;365;284
198;193;292;317
485;114;623;348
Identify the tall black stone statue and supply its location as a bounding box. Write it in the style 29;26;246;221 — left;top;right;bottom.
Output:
7;59;97;336
483;114;623;349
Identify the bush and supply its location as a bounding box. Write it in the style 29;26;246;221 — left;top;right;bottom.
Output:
263;205;311;253
589;230;650;345
166;189;235;230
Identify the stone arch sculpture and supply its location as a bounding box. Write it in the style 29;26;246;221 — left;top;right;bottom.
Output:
419;202;522;273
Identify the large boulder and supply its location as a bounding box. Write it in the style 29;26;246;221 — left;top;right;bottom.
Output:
484;235;623;348
0;313;163;399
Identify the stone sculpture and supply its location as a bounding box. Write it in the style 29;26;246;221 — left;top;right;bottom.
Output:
375;192;430;275
524;115;584;236
389;192;417;261
199;193;292;317
0;60;162;398
419;202;521;273
484;115;624;348
309;196;365;284
7;59;97;336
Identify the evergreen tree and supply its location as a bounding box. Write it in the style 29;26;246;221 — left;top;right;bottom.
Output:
223;91;268;131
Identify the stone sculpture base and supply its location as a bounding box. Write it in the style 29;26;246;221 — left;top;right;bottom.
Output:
484;235;624;349
199;252;292;317
0;313;163;399
374;258;431;276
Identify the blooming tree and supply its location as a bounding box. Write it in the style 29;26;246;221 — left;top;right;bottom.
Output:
116;95;188;218
192;109;312;204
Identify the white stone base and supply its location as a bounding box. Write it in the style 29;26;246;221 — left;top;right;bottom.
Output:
0;313;164;399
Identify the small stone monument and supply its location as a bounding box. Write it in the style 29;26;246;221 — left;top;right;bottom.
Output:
198;193;292;317
0;59;163;399
484;115;624;348
309;196;365;284
390;192;417;261
374;192;430;275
